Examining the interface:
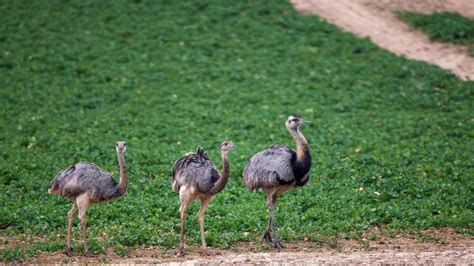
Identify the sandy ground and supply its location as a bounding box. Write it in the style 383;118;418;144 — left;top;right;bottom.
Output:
23;228;473;264
290;0;474;80
121;250;474;265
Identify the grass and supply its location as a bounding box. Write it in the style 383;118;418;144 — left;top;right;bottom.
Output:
1;0;473;262
397;11;474;56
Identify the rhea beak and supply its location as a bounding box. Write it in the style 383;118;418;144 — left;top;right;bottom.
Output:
302;119;309;124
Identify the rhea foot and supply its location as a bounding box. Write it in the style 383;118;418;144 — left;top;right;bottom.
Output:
201;247;211;256
83;250;96;257
65;248;75;257
262;230;273;245
273;240;285;249
178;246;186;256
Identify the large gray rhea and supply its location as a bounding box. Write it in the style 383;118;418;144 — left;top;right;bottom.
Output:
243;115;311;248
48;141;128;257
172;141;235;255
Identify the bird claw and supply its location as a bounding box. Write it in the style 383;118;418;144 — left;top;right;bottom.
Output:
262;231;285;249
262;231;273;244
274;240;285;249
178;247;186;256
201;247;212;256
83;250;96;257
65;248;75;257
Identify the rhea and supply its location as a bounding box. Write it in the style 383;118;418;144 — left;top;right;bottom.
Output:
49;141;128;256
243;115;311;248
172;141;235;255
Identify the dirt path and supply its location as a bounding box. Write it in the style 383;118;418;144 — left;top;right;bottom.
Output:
30;249;474;265
25;228;473;264
120;250;473;264
290;0;474;80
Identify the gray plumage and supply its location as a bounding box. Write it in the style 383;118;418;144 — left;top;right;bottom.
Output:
243;145;300;190
172;141;235;255
48;141;128;257
172;147;220;194
242;115;311;249
49;162;122;203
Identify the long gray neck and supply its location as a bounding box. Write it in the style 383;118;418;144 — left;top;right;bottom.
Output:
289;127;309;161
209;150;230;195
117;151;128;196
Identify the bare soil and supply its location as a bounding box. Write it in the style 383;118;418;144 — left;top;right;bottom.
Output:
24;228;474;264
290;0;474;80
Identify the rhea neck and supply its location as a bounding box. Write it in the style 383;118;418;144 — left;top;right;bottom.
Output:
116;149;128;196
209;149;230;194
288;126;310;161
288;125;312;182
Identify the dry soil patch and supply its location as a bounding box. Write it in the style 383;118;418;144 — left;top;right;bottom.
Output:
24;228;473;264
290;0;474;80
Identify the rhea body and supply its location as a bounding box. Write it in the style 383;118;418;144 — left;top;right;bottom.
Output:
49;141;128;256
243;115;311;248
172;141;235;255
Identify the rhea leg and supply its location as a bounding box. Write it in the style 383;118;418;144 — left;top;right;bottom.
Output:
76;194;93;256
263;190;284;249
198;197;211;255
179;187;193;255
270;194;284;249
262;192;274;245
65;202;78;256
179;203;189;255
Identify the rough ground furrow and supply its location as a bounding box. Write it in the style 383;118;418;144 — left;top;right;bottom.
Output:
29;229;474;264
129;250;474;265
290;0;474;80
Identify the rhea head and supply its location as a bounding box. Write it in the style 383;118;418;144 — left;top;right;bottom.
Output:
220;140;235;153
285;114;308;130
116;141;127;153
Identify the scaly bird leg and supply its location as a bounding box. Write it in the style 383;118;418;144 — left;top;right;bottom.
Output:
263;192;284;249
77;194;94;257
178;186;194;256
262;192;274;245
179;203;188;256
270;193;284;249
65;203;78;256
198;198;211;256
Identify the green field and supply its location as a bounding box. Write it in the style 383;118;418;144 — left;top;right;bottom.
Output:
1;0;473;262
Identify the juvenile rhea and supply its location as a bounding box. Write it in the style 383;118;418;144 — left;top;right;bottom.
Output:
243;115;311;248
172;141;235;255
49;141;128;256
